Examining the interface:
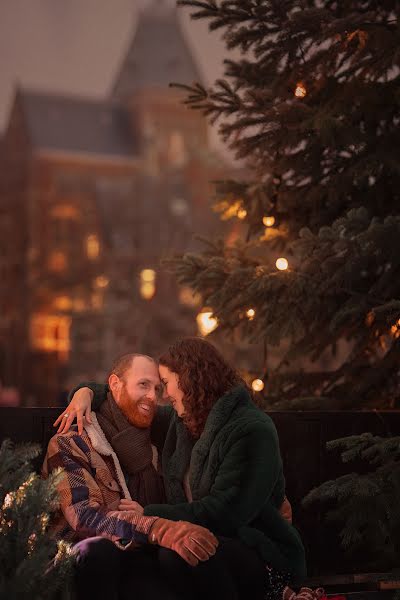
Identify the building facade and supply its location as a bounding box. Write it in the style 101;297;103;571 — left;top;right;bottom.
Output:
0;4;230;404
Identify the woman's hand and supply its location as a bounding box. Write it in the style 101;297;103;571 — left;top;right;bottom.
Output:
53;387;94;435
118;499;144;514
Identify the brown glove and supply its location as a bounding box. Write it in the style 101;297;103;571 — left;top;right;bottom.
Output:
149;518;218;566
279;496;293;523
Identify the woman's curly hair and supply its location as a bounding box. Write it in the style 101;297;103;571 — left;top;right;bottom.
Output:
159;337;246;438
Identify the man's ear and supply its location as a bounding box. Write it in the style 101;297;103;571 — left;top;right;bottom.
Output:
108;374;122;397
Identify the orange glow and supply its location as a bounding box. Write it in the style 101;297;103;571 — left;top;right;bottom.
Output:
294;83;307;98
276;257;289;271
252;379;265;392
48;251;67;272
263;216;275;227
30;314;71;359
196;311;218;336
86;235;100;259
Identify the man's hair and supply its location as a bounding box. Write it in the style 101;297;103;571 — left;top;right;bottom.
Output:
108;353;156;381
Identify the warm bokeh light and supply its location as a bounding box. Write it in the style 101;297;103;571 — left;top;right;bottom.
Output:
196;311;218;336
276;257;289;271
390;319;400;338
86;234;100;259
30;314;71;359
140;282;155;300
246;308;255;320
94;275;109;288
54;296;72;311
140;269;156;300
263;216;275;227
141;269;156;282
237;208;247;220
251;379;265;392
294;82;307;98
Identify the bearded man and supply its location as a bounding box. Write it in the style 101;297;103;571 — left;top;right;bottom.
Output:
42;353;217;600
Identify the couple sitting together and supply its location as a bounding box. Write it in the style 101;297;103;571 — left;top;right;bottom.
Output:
43;337;306;600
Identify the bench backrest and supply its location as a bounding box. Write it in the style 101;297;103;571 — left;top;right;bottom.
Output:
1;407;399;576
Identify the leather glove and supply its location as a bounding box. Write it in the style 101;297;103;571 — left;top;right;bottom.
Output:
149;518;218;566
279;496;293;523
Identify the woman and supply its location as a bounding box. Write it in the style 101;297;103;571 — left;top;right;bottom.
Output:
58;337;306;599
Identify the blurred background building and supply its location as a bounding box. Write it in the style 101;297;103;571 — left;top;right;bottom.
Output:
0;1;235;404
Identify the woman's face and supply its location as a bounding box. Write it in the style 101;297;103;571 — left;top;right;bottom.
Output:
159;365;185;417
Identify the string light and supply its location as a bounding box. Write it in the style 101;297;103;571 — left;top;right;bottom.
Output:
294;82;307;98
196;311;218;336
390;319;400;339
237;209;247;220
252;379;265;392
263;216;275;227
276;257;289;271
246;308;255;320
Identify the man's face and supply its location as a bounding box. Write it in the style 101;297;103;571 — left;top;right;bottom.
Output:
111;356;161;428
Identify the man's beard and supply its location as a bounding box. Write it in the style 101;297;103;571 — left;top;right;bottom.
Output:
119;385;155;428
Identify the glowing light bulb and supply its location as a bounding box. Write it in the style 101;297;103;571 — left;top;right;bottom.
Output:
263;216;276;227
237;209;247;220
246;308;255;320
196;311;218;336
294;83;307;98
252;379;265;392
276;258;289;271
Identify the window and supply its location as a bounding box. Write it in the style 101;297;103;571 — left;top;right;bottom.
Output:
140;269;156;300
30;314;71;360
86;234;100;260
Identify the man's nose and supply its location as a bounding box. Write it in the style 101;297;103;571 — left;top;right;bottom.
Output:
145;387;157;402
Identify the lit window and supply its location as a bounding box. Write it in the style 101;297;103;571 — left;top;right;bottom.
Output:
140;269;156;300
86;235;100;259
30;314;71;360
50;204;80;220
48;251;67;273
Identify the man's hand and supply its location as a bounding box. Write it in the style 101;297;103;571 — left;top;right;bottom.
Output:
118;499;144;515
53;387;93;435
149;518;218;567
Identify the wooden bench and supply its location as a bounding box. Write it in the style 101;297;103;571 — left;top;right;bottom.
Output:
1;407;399;593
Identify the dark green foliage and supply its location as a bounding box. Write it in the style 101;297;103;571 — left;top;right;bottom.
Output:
303;432;400;570
171;0;400;407
0;439;74;600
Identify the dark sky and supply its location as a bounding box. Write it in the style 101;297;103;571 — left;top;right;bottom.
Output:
0;0;235;154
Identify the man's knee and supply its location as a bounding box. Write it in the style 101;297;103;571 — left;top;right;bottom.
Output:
74;536;120;571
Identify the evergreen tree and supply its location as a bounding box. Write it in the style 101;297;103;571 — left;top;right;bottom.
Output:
0;440;74;600
172;0;400;408
303;432;400;571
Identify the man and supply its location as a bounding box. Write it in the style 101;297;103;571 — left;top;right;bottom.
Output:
43;353;218;600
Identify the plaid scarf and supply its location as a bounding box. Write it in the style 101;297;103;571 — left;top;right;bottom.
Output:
97;392;165;506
